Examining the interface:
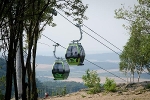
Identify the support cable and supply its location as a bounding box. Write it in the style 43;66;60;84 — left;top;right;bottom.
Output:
41;34;127;82
56;10;150;76
58;9;123;52
56;11;120;55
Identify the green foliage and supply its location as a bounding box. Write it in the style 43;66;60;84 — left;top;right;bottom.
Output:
37;81;87;97
82;69;101;94
87;83;101;94
115;0;150;82
0;91;4;100
145;84;150;89
52;91;55;96
104;77;116;92
1;0;88;99
61;86;67;96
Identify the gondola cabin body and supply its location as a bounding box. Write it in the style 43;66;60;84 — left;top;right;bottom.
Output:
52;60;70;80
65;43;85;65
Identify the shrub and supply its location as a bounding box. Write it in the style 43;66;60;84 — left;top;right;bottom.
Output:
104;77;116;92
146;84;150;89
61;86;67;96
82;69;101;94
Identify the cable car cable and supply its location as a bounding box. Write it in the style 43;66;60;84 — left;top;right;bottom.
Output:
38;42;51;47
42;10;150;78
39;36;126;81
84;59;126;82
42;33;150;75
58;9;123;52
41;34;66;49
56;11;150;76
56;11;120;56
41;34;127;82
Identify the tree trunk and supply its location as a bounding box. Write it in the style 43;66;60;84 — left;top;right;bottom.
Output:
25;20;34;100
13;0;26;99
5;59;13;100
32;37;38;99
137;65;142;82
16;42;24;99
132;72;134;83
31;23;39;99
5;21;18;99
129;72;132;83
125;71;128;83
137;74;140;82
26;58;32;100
5;34;18;100
13;66;18;100
20;35;27;100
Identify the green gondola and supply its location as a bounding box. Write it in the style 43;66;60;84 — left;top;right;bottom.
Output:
52;43;70;80
65;43;85;65
52;60;70;80
65;24;85;65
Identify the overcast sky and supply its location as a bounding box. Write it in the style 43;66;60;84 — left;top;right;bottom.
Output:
37;0;138;56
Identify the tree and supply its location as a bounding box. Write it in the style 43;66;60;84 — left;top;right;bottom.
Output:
115;0;150;82
0;0;88;99
119;33;141;83
82;69;101;94
23;0;88;99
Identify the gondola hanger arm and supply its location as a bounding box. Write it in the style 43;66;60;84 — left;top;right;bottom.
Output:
53;43;61;59
72;24;83;43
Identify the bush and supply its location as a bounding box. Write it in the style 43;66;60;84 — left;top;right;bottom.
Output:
61;86;67;96
82;69;101;94
146;84;150;89
104;77;116;92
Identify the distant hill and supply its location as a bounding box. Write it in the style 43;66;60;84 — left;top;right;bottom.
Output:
36;55;55;64
35;52;150;83
35;53;122;83
36;53;120;64
85;53;120;61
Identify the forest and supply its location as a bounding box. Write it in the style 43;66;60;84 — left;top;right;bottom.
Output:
0;58;87;98
0;0;88;99
37;81;86;98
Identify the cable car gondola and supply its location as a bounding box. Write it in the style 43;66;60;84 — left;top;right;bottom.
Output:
52;43;70;80
65;24;85;65
52;59;70;80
